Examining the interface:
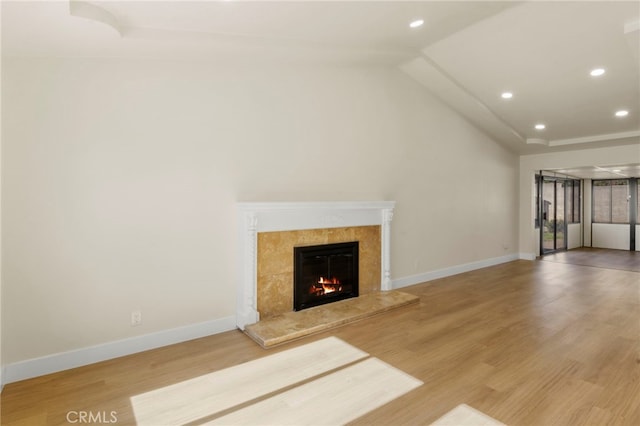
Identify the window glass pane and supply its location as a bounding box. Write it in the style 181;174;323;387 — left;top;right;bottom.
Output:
611;180;629;223
593;181;611;223
568;181;572;222
637;179;640;223
636;179;640;223
542;180;555;250
574;181;580;223
535;176;540;228
556;181;565;248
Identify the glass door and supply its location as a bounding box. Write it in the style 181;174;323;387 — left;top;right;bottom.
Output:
541;177;567;254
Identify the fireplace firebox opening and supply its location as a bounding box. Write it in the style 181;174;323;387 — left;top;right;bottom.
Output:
293;241;359;311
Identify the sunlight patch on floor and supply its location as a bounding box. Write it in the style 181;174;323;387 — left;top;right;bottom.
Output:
130;336;422;425
431;404;506;426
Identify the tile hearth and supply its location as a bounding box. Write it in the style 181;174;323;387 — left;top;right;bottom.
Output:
244;290;419;348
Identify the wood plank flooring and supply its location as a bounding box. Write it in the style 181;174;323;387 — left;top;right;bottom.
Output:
541;247;640;272
2;254;639;425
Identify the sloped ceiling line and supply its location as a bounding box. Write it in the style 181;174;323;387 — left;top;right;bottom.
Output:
418;52;527;144
69;0;122;36
399;52;527;152
67;0;418;60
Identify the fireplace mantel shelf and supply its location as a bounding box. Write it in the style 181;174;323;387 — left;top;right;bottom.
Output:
238;201;396;211
236;201;396;330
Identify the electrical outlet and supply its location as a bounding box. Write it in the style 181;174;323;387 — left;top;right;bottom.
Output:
131;310;142;326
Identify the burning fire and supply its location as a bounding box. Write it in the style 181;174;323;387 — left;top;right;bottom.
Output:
310;277;343;296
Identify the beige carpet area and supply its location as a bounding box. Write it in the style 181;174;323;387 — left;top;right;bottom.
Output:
130;336;422;425
431;404;506;426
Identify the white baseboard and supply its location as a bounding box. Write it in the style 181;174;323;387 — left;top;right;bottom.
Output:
2;316;236;386
519;252;537;260
392;254;520;289
0;252;536;387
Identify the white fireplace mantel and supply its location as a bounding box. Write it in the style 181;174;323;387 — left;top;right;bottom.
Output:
236;201;396;330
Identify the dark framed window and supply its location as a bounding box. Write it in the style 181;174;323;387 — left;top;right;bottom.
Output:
535;174;540;228
593;179;630;224
566;180;580;223
637;179;640;223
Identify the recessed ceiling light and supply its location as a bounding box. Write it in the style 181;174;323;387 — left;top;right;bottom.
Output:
409;19;424;28
615;110;629;117
535;124;546;130
612;169;622;172
590;68;605;77
501;92;513;99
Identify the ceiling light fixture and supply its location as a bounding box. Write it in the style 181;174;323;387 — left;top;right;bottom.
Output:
501;92;513;99
612;169;622;172
615;110;629;117
590;68;605;77
409;19;424;28
535;124;546;130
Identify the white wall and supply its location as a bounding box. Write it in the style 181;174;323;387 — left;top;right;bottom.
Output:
567;223;582;250
2;57;518;373
592;224;630;250
519;144;640;257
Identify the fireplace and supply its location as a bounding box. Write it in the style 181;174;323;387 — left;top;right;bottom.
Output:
236;201;395;330
294;241;359;311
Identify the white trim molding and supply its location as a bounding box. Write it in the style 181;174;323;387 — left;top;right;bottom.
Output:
392;254;520;289
236;201;396;331
549;130;640;147
69;0;122;35
519;252;537;261
2;316;235;385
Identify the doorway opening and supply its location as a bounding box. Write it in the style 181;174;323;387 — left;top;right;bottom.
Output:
537;173;580;256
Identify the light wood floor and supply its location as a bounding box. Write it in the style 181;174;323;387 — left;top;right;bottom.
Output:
541;247;640;272
2;255;639;425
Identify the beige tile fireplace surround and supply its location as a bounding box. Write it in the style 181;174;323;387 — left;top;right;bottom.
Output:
257;226;381;318
236;201;417;344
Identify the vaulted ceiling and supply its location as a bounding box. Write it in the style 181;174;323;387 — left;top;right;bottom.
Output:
2;1;639;174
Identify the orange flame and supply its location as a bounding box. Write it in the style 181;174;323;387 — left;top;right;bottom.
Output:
309;277;342;295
